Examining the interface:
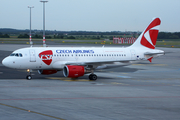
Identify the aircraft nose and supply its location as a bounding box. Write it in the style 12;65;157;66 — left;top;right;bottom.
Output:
2;57;10;67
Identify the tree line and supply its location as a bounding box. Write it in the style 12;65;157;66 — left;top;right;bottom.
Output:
0;33;10;38
17;34;75;39
15;32;180;40
1;28;180;39
157;32;180;39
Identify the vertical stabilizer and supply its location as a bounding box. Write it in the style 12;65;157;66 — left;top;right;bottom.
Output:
130;18;161;49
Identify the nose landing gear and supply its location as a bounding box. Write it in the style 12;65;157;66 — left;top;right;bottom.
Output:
26;69;32;80
26;75;32;80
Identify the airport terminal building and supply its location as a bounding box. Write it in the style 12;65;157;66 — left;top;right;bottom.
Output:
113;37;136;44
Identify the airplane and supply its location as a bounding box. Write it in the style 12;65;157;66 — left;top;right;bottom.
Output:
2;18;165;80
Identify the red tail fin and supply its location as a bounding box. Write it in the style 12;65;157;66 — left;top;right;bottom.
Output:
131;18;161;49
140;18;161;49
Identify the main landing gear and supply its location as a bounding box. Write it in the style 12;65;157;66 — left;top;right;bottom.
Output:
86;67;97;81
89;74;97;81
26;69;32;80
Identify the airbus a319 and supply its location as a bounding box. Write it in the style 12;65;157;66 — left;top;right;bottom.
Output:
2;18;164;80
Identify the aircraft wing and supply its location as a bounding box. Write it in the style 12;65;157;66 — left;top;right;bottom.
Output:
52;60;131;69
66;59;131;65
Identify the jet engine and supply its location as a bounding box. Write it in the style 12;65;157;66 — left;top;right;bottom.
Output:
63;65;91;78
38;70;58;75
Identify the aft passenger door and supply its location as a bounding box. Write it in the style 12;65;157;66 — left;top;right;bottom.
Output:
130;49;136;60
29;49;36;62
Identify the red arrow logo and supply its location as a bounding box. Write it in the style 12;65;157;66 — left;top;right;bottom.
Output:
140;18;161;49
39;50;53;65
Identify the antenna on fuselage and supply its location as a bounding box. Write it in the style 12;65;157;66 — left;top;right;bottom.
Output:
28;6;34;47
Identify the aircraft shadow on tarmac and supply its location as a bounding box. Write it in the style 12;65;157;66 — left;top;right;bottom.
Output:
101;65;145;72
0;65;144;79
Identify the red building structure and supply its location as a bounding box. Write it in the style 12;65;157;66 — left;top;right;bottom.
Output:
113;37;136;44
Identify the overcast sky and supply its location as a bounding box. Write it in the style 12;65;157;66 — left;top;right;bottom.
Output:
0;0;179;32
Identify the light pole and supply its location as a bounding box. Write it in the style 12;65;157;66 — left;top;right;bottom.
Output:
28;6;34;47
40;0;48;47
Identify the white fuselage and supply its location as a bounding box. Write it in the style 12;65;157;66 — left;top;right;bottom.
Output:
2;46;163;70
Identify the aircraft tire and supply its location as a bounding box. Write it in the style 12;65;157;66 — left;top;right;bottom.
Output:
89;74;97;81
26;75;32;80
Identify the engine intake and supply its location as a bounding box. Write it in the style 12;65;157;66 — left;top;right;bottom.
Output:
63;65;91;78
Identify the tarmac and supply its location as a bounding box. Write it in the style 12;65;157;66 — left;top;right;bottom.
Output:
0;44;180;120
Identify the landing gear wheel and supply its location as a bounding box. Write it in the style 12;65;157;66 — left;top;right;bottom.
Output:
89;74;97;81
26;69;32;80
26;75;32;80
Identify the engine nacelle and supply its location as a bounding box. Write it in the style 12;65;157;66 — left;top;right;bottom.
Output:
38;70;58;75
63;65;86;78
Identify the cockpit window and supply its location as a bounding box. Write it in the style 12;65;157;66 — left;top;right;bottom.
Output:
15;53;19;57
19;53;23;57
10;53;15;56
10;53;23;57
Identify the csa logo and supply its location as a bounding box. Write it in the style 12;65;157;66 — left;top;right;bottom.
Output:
39;50;53;65
140;18;161;49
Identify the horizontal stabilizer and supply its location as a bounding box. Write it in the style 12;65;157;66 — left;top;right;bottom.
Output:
144;52;165;56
